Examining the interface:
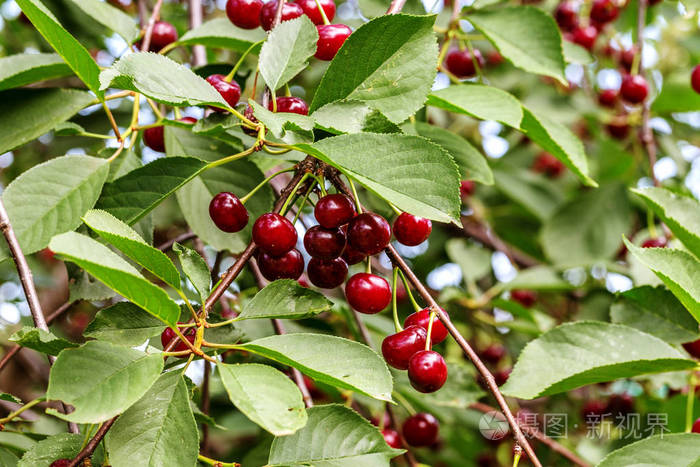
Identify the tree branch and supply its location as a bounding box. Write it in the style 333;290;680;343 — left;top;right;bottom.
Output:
68;416;118;467
635;0;658;187
461;215;539;268
188;0;206;67
386;0;407;14
140;0;165;52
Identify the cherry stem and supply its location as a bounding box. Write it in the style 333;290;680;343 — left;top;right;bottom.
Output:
226;40;265;82
0;397;45;425
198;453;240;467
292;183;315;225
686;375;697;432
240;167;296;204
314;0;331;25
279;173;311;215
424;309;436;351
206;145;257;169
391;267;403;333
465;39;484;83
392;390;417;415
347;177;363;213
513;445;523;467
101;102;122;141
397;268;421;312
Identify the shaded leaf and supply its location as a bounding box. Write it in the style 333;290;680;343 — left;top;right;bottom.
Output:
236;279;333;321
251;100;315;143
597;433;700;467
445;239;492;283
427;84;523;128
9;327;78;356
68;0;140;43
259;15;318;91
173;242;210;303
651;70;700;113
0;53;71;91
503;266;572;291
562;41;594;65
18;433;104;467
84;302;166;346
178;17;266;52
492;166;564;221
312;100;401;135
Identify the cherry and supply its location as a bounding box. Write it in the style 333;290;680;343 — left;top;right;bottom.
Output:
347;212;391;256
590;0;619;24
619;48;636;72
393;213;432;246
50;461;71;467
295;0;336;24
268;96;309;115
402;413;439;447
382;428;402;449
345;273;391;314
494;368;511;386
161;324;195;353
460;180;475;197
257;249;304;281
444;48;484;78
532;152;565;178
555;1;579;31
381;325;427;370
598;88;619;107
315;194;356;228
260;1;303;31
404;308;448;344
252;213;298;256
315;24;352;61
209;192;248;233
143;125;165;152
486;50;504;66
341;241;366;265
307;257;348;288
572;25;598;50
226;0;263;29
371;412;391;427
408;350;448;393
148;21;178;52
206;74;241;110
605;393;634;417
620;74;649;104
179;116;197;125
606;120;630;139
691;64;700;94
480;344;506;365
581;399;607;421
511;289;537;308
682;338;700;359
303;225;346;259
642;237;667;248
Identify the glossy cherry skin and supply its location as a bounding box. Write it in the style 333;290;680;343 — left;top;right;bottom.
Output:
307;257;348;288
402;413;439;447
149;21;178;51
381;325;427;370
408;350;448;393
382;429;402;449
511;289;537;308
642;237;667;248
590;0;619;24
269;96;309;115
460;180;475;197
572;25;598;50
161;324;195;353
50;461;71;467
209;192;249;233
226;0;263;29
692;65;700;94
143;125;166;152
341;241;366;265
598;88;619;107
315;194;356;228
555;1;579;31
347;212;391;256
404;308;448;344
257;249;304;281
393;213;432;246
206;74;241;110
682;338;700;358
315;24;352;60
345;273;391;314
295;0;335;24
252;213;298;256
532;152;565;178
445;48;484;78
304;225;346;259
480;344;506;364
260;1;303;31
620;74;649;104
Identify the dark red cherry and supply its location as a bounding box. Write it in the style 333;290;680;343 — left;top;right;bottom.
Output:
268;96;309;115
620;74;649;104
606;120;630;139
494;368;511;386
692;65;700;94
252;213;297;256
402;413;439;447
315;24;352;60
598;88;619;107
382;428;402;449
408;350;448;393
257;249;304;281
143;125;165;152
393;213;432;246
345;273;391;314
149;21;178;51
260;1;303;31
619;48;636;72
555;1;579;31
460;180;475;197
303;225;346;259
605;393;635;417
381;325;427;370
683;339;700;359
532;152;565;178
209;192;248;233
341;241;366;265
179;117;197;125
307;257;348;288
226;0;263;29
404;308;449;345
50;461;71;467
572;25;598;50
590;0;619;24
315;194;356;228
642;237;667;248
347;212;391;256
486;50;504;66
511;289;536;308
295;0;336;24
581;399;607;421
444;48;484;78
480;344;506;364
161;324;195;353
206;74;241;110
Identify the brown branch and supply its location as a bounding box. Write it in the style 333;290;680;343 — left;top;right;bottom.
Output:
140;0;165;52
158;231;196;252
386;0;407;14
188;0;206;67
461;215;539;268
635;0;658;187
200;360;211;455
68;416;118;467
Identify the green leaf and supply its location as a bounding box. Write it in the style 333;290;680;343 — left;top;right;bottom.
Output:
241;334;393;401
18;433;104;467
15;0;103;97
651;70;700;113
100;53;230;110
492;166;565;221
0;88;94;154
611;286;700;344
467;6;566;83
53;121;85;136
597;433;700;467
251;100;315;143
259;15;318;92
236;279;333;321
0;53;72;91
562;41;594;65
311;100;401;135
68;0;140;43
96;156;208;225
427;84;523;128
503;266;572;291
105;372;199;467
173;242;210;303
219;363;307;436
47;341;163;423
0;393;21;404
500;321;695;399
445;239;492;283
541;184;631;267
84;302;166;346
9;327;78;356
0;447;18;467
310;14;438;123
178;17;266;52
268;404;402;466
49;232;181;326
298;133;461;224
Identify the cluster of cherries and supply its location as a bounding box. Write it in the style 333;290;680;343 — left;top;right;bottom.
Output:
379;412;440;449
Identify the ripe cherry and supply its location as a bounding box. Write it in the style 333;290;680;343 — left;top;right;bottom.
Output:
598;88;619;107
143;125;165;152
408;350;448;393
226;0;263;29
402;413;439;447
315;24;352;61
347;212;391;256
404;308;448;344
148;21;178;51
691;64;700;94
345;273;391;314
252;213;297;256
393;213;432;246
682;338;700;358
532;152;565;178
269;96;309;115
555;1;579;31
692;418;700;434
257;249;305;281
486;50;504;66
209;192;248;233
642;237;667;248
206;74;241;110
605;393;635;417
619;48;636;72
161;324;195;353
590;0;619;24
460;180;475;197
260;1;303;31
50;461;71;467
511;289;537;308
480;344;506;365
494;368;511;386
382;428;402;449
606;120;630;139
381;325;427;370
307;257;348;288
620;74;649;104
572;25;598;50
581;399;607;421
304;225;346;259
315;194;356;228
341;241;366;265
295;0;336;24
445;48;484;78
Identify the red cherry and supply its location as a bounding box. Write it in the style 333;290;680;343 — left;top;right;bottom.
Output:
315;24;352;61
149;21;178;51
295;0;335;24
303;225;346;259
252;213;297;256
532;152;565;178
206;74;241;111
605;393;635;417
257;249;305;281
620;74;649;104
555;1;579;31
590;0;619;24
345;273;391;314
642;237;667;248
692;418;700;434
647;0;662;6
402;413;439;447
371;412;391;427
404;308;448;345
598;88;619;107
50;461;71;467
315;194;356;228
581;399;607;421
268;96;309;115
393;213;432;246
444;49;484;78
486;50;504;66
260;1;303;31
209;192;249;233
682;339;700;359
408;350;448;393
143;125;165;152
619;48;636;72
480;344;506;365
572;25;598;50
226;0;263;29
606;120;630;139
494;368;511;386
179;117;197;125
382;428;402;449
161;324;195;354
460;180;475;197
341;241;366;265
381;325;427;370
691;64;700;94
511;289;536;307
307;257;348;288
347;212;391;256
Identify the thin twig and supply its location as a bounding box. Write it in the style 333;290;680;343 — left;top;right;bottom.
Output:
386;0;407;14
200;360;211;455
68;416;118;467
635;0;658;186
461;216;539;268
188;0;206;67
140;0;165;52
158;231;196;252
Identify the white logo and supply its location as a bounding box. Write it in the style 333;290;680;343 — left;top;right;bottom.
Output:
479;411;509;440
